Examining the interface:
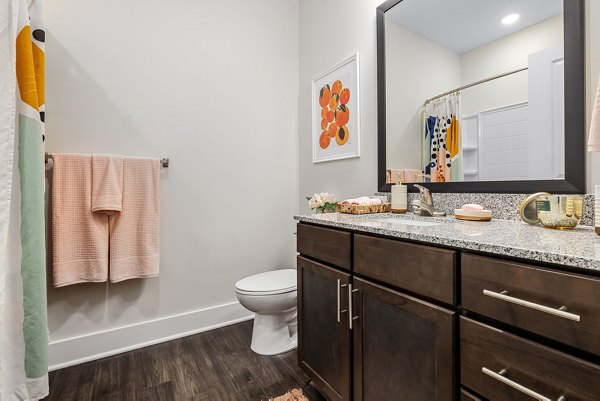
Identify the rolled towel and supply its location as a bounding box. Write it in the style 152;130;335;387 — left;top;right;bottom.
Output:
341;196;368;205
340;197;382;206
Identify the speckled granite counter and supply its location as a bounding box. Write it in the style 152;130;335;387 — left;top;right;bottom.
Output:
294;213;600;273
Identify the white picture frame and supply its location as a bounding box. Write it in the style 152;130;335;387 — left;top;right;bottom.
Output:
311;53;360;163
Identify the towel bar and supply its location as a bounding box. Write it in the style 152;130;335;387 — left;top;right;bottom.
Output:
44;153;169;168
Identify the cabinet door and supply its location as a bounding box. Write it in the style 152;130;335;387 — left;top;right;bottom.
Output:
297;256;351;401
352;277;456;401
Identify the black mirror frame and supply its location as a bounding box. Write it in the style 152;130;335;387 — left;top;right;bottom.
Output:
377;0;586;193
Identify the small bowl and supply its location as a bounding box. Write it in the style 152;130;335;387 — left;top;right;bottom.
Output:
536;195;584;229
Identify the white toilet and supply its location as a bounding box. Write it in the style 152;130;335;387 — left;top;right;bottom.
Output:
235;269;298;356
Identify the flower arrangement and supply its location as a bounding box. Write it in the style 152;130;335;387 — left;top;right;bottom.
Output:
306;192;337;213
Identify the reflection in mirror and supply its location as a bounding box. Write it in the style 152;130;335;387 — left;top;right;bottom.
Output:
384;0;564;184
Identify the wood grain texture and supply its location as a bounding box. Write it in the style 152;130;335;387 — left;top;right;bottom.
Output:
297;224;351;271
352;278;456;401
297;256;351;401
460;316;600;401
354;234;457;305
44;321;326;401
462;253;600;356
459;388;483;401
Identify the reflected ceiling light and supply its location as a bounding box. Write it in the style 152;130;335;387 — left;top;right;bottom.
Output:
501;13;520;25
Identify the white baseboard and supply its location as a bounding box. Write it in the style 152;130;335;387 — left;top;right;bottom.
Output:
48;301;253;371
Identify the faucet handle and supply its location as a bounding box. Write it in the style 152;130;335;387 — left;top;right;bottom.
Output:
413;184;433;205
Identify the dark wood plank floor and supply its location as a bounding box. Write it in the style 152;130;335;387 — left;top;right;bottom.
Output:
44;320;326;401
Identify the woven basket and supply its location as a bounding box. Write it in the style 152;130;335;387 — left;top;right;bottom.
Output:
336;202;391;215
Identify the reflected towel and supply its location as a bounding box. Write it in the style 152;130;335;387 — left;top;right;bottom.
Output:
588;77;600;152
91;154;123;214
109;157;160;283
52;154;109;287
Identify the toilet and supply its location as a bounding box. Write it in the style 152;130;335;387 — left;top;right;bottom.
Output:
235;269;297;356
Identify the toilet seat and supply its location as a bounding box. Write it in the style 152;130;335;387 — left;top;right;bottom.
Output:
235;269;296;296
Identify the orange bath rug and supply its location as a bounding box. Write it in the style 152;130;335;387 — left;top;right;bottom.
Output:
268;388;309;401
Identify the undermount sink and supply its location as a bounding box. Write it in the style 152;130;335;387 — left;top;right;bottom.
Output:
373;217;443;227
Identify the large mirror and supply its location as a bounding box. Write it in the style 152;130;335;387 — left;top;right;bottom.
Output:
377;0;585;193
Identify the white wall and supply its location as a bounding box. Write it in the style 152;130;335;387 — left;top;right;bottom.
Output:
385;21;461;170
300;0;600;194
460;15;563;116
44;0;299;368
298;0;382;212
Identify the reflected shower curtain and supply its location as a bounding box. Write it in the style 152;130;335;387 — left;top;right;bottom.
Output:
423;94;463;182
0;0;48;399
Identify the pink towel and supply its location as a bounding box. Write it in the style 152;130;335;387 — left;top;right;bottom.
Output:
52;154;109;287
91;154;124;214
588;76;600;152
108;157;160;283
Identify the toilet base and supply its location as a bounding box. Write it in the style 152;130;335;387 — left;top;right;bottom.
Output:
250;309;297;356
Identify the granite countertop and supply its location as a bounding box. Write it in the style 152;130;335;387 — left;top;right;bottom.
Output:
294;212;600;273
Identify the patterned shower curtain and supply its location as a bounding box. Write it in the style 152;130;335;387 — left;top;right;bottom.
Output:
0;0;48;399
423;94;463;182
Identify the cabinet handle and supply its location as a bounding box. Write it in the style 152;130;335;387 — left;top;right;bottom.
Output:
482;367;564;401
482;289;580;322
348;285;359;330
337;280;347;323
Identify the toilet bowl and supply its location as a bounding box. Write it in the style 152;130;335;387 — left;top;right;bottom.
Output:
235;269;297;356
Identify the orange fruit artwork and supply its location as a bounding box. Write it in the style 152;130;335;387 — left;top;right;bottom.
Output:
340;88;350;105
319;85;331;108
319;131;331;149
336;126;349;145
328;123;338;138
326;109;335;123
321;118;328;130
331;80;342;95
329;93;339;110
335;104;350;126
317;79;351;149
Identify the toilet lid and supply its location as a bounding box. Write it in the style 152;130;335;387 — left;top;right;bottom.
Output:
235;269;296;294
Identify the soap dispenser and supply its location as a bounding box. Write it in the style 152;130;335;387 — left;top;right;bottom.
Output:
391;174;407;214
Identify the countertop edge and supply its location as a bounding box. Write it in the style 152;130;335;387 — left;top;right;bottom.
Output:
294;215;600;273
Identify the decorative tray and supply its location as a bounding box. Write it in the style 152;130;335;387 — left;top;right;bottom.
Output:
336;202;391;215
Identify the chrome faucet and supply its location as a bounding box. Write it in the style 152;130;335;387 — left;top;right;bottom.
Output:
412;184;446;217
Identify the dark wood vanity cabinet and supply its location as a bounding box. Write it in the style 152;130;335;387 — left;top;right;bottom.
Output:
297;256;351;401
297;223;457;401
352;278;455;401
296;222;600;401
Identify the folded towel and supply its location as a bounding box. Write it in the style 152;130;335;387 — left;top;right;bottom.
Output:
91;154;124;214
52;154;109;287
108;157;160;283
588;76;600;152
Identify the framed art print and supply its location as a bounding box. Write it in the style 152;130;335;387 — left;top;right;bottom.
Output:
312;53;360;163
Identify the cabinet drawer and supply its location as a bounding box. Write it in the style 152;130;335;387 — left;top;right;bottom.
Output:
461;316;600;401
462;253;600;356
460;388;482;401
297;223;351;270
354;234;456;304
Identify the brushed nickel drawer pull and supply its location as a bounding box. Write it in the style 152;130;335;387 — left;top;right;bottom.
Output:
348;284;353;330
337;280;347;323
348;286;359;330
482;289;581;322
482;367;554;401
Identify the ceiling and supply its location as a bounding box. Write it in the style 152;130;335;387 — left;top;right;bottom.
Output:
385;0;563;54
